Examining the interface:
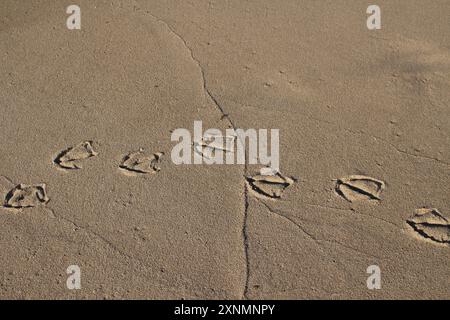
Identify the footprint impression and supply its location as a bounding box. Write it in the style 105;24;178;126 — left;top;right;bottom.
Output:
246;172;295;199
335;175;385;202
193;134;236;160
407;208;449;245
119;149;163;175
3;183;49;209
54;141;98;169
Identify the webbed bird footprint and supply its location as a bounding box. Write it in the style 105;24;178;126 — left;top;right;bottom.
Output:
407;208;449;244
119;150;163;174
335;175;385;202
4;184;49;209
54;141;98;169
193;134;236;159
246;172;294;199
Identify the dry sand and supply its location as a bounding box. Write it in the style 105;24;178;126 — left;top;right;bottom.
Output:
0;0;449;299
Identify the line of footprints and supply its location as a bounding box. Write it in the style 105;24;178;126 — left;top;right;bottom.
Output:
1;141;449;245
2;141;163;207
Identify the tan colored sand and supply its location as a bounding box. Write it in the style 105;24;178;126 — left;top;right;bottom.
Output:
0;0;449;299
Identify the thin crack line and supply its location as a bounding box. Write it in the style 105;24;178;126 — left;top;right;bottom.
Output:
343;127;450;167
257;199;319;241
242;184;250;299
47;207;183;295
0;175;15;185
45;208;146;267
221;97;450;167
300;202;402;229
257;199;383;261
134;3;235;128
133;4;250;299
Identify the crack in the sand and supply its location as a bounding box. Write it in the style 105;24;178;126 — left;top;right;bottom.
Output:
242;185;250;299
257;199;383;261
134;3;235;128
0;175;15;186
133;4;250;299
45;208;147;268
343;128;450;167
221;97;450;167
301;202;401;229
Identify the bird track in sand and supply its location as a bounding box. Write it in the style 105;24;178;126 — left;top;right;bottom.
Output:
119;149;164;175
3;184;49;209
335;175;386;202
407;208;450;245
54;141;98;170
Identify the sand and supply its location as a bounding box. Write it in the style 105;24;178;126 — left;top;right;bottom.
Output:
0;0;449;299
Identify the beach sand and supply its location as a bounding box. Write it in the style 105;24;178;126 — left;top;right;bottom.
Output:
0;0;449;299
